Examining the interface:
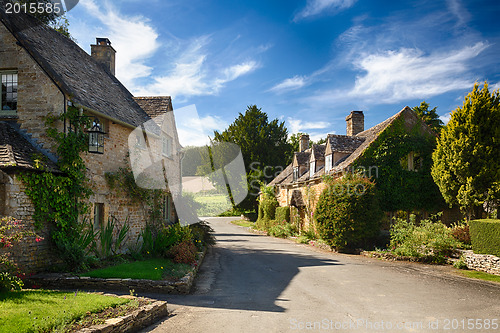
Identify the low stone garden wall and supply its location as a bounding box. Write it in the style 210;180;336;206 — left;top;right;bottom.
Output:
462;250;500;276
79;296;168;333
27;249;206;294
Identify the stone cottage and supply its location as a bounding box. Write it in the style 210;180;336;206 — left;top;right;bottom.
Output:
269;106;446;231
0;10;181;272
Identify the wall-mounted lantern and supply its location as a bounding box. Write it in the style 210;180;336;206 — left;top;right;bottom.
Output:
88;117;104;154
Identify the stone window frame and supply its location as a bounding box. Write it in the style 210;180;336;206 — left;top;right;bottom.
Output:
0;70;18;116
293;166;299;182
93;202;105;230
162;134;173;158
325;154;332;173
309;161;316;178
162;193;173;223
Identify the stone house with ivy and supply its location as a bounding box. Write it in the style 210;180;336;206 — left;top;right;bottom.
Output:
269;106;450;232
0;10;181;272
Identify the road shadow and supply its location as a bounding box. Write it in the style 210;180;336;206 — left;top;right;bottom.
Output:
146;243;342;313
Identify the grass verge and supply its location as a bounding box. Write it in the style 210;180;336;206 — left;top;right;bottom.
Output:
458;270;500;283
231;220;256;228
80;258;191;281
0;290;129;333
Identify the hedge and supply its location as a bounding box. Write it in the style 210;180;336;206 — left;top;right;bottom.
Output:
275;206;290;224
315;175;382;252
469;219;500;257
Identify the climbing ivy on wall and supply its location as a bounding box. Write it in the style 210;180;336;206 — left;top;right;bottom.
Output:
105;167;164;224
20;105;92;245
353;116;444;213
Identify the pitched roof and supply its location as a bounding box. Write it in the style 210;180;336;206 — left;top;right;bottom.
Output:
134;97;173;119
326;134;366;154
268;164;293;186
310;144;326;161
0;122;59;172
271;106;429;186
293;151;310;167
0;8;150;128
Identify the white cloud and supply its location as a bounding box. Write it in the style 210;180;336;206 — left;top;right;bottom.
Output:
269;76;307;93
287;117;330;134
174;105;228;147
439;113;452;125
446;0;471;28
347;42;488;103
302;42;488;106
73;0;159;88
294;0;357;21
71;0;259;99
490;82;500;91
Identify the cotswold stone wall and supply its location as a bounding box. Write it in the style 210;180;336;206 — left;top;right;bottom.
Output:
0;23;65;152
0;172;60;273
276;182;327;234
463;250;500;276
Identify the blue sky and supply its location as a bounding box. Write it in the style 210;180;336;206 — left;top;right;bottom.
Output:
68;0;500;146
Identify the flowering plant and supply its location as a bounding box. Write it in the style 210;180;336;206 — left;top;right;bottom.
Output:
0;216;43;292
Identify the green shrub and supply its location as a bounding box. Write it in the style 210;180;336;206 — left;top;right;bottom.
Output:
268;223;298;238
453;256;469;270
275;206;290;224
256;193;278;231
167;240;198;264
450;221;471;246
469;219;500;257
0;272;23;292
315;176;382;251
140;223;194;258
390;214;461;262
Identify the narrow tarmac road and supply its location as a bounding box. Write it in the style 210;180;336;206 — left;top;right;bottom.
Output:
140;217;500;332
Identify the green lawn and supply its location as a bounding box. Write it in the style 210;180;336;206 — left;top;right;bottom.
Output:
231;220;256;228
80;258;191;280
459;270;500;283
193;193;230;216
0;290;129;333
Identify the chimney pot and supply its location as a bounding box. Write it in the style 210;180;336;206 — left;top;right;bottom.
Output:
299;134;310;152
91;38;116;76
346;111;364;136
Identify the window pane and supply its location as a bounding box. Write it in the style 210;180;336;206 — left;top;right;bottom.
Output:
1;73;18;111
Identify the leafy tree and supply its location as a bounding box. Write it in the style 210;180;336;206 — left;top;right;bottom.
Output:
412;101;444;132
207;105;292;210
432;83;500;220
181;146;205;176
8;0;72;38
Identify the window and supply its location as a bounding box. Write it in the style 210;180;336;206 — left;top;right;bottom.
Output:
1;72;18;115
162;194;172;222
293;167;299;182
310;161;316;178
325;154;332;173
88;118;104;154
93;203;104;230
162;135;173;157
401;151;423;171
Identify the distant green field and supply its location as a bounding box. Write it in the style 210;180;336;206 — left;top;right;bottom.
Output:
193;194;230;216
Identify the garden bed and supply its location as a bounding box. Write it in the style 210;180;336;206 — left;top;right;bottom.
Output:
0;289;166;333
27;249;207;295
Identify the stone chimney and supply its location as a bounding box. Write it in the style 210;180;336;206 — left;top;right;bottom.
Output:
91;38;116;75
346;111;364;136
299;134;309;152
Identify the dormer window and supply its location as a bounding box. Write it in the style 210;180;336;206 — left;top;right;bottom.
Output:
310;161;316;178
1;72;17;116
325;154;332;173
293;167;299;182
88;117;105;154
